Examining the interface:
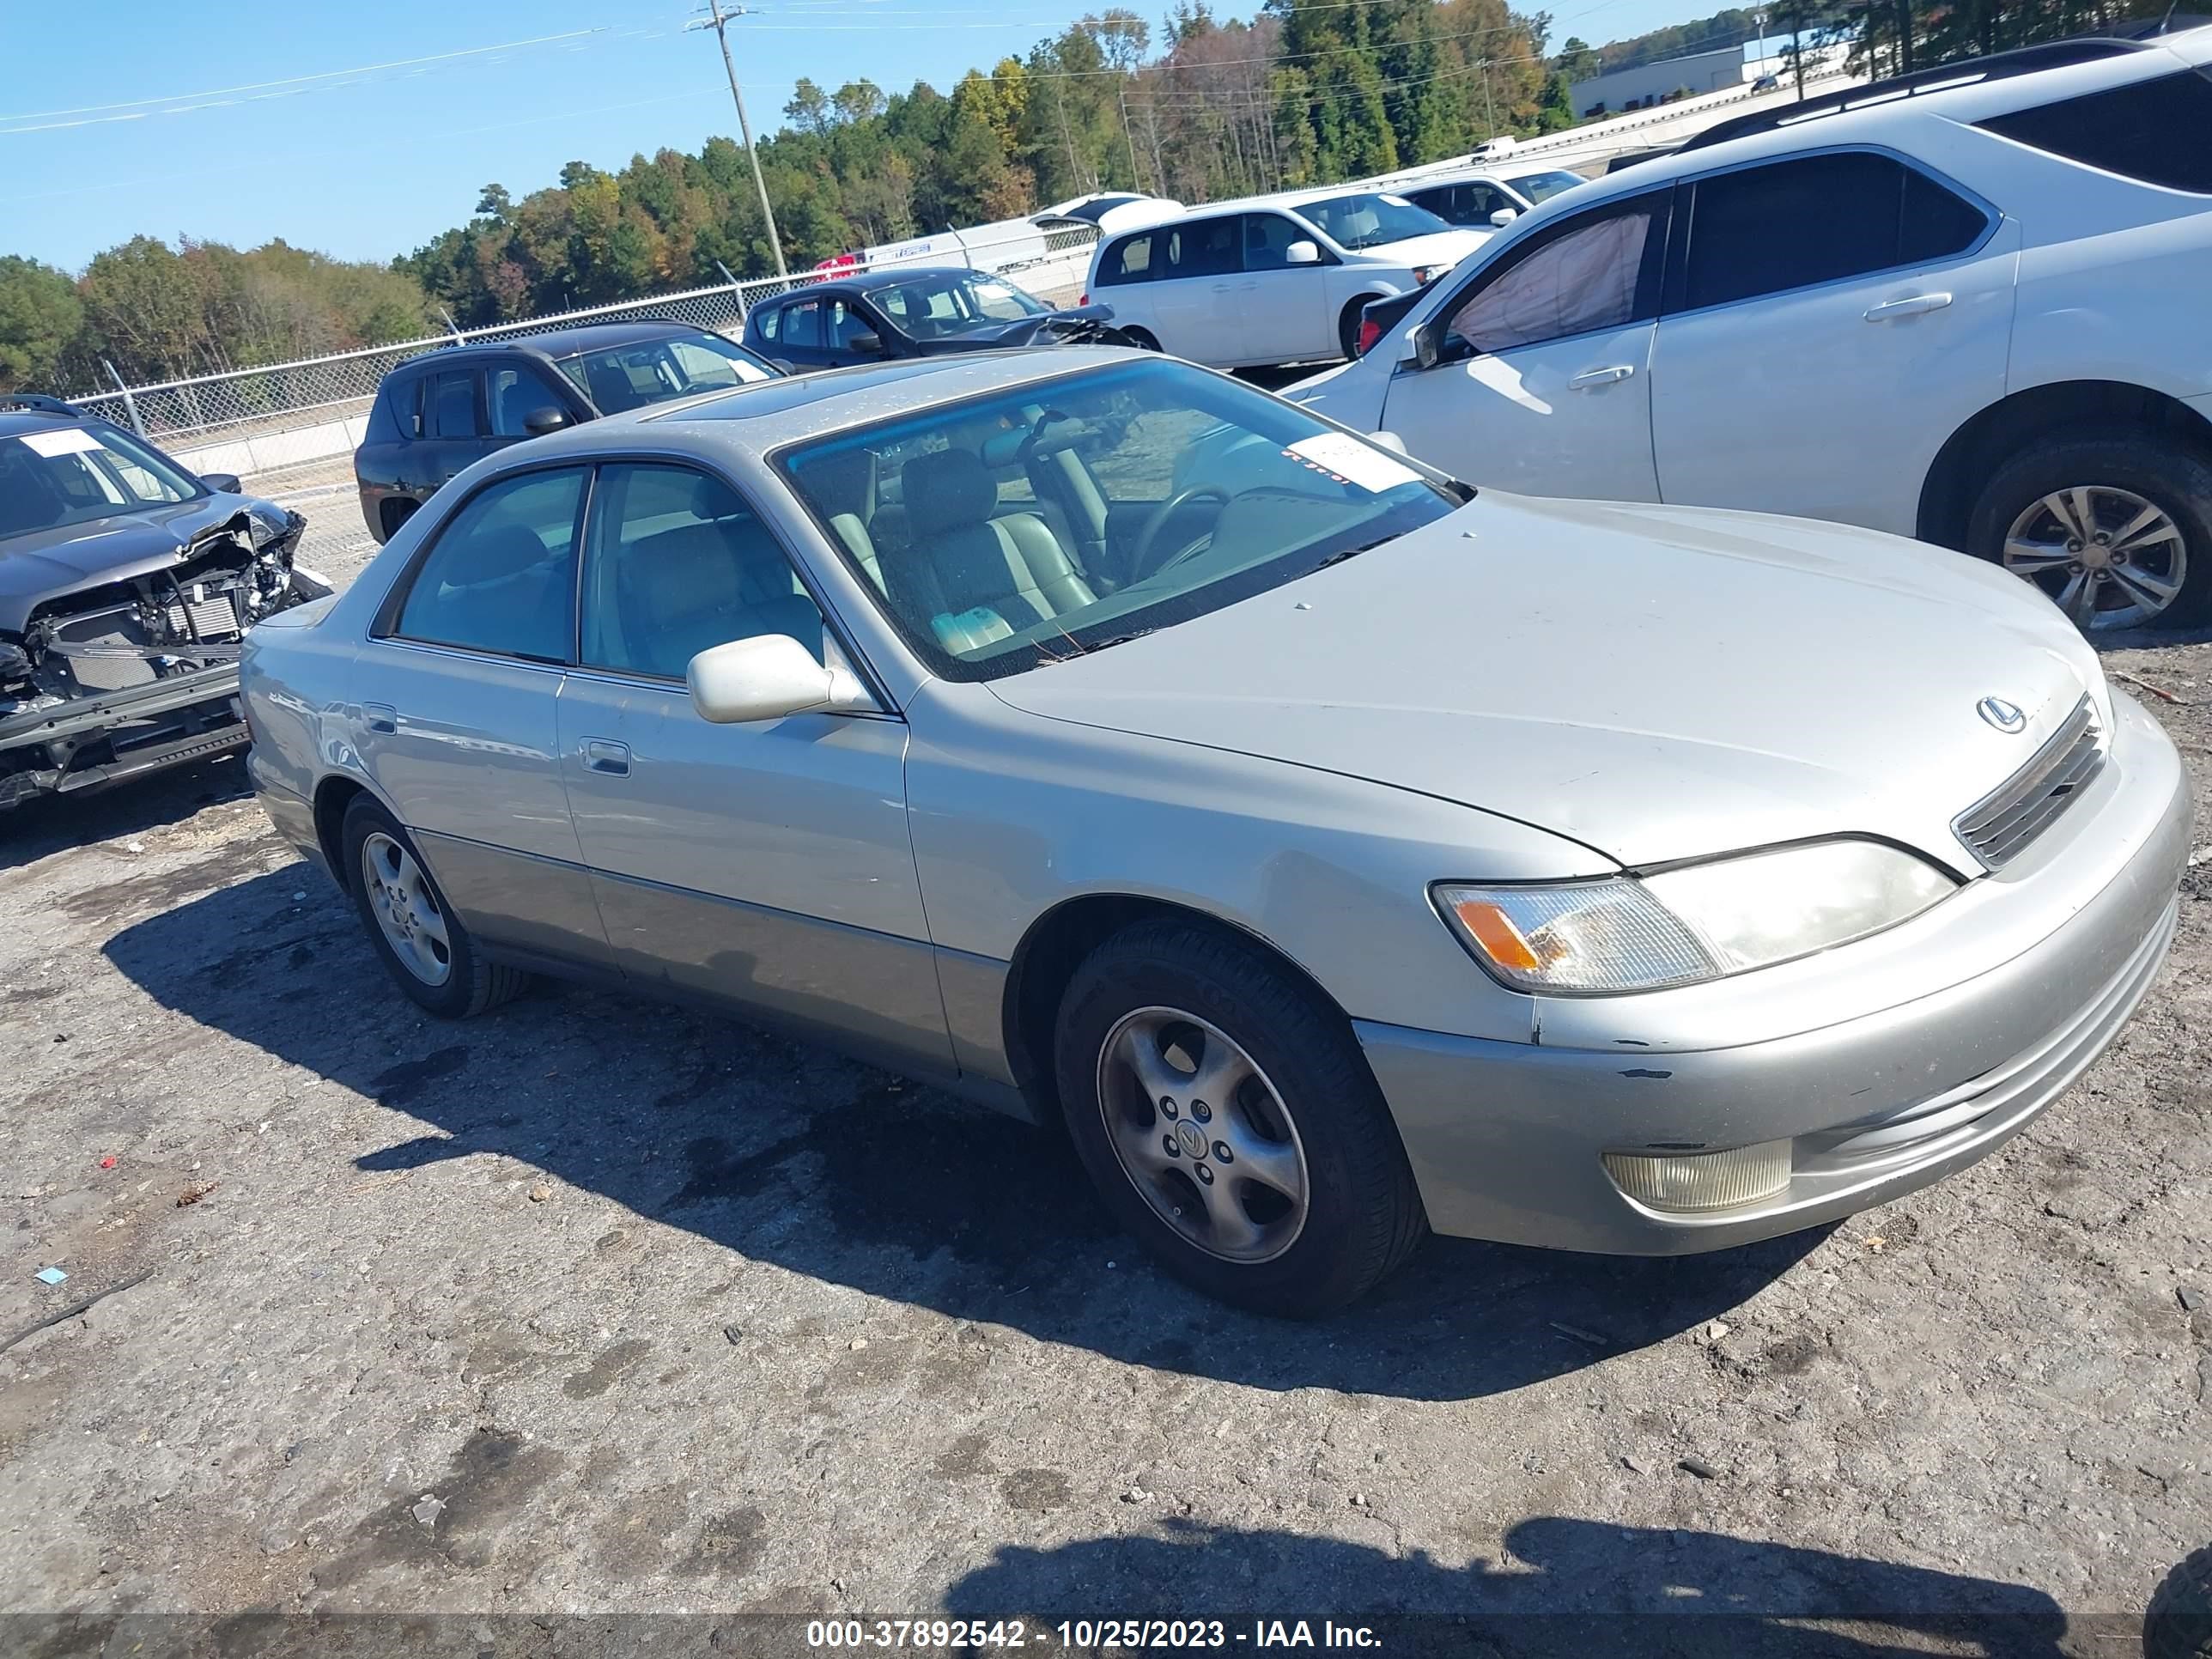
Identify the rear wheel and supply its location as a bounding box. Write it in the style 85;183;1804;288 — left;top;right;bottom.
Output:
341;793;528;1018
1053;918;1426;1316
2145;1543;2212;1659
1966;431;2212;631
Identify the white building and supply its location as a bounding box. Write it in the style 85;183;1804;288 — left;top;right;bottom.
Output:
1568;30;1856;118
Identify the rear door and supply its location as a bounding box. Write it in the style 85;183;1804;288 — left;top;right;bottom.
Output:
353;464;612;968
1378;187;1671;501
1649;149;2016;535
423;367;490;498
554;461;951;1073
1150;215;1245;364
1239;212;1333;364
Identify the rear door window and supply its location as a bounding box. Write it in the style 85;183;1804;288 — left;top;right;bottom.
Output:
1163;217;1243;279
392;467;586;660
428;370;482;440
1674;152;1989;312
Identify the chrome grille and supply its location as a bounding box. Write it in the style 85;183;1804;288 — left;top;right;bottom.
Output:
1954;695;2103;869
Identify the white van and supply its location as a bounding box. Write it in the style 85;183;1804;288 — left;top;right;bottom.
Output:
1081;189;1486;368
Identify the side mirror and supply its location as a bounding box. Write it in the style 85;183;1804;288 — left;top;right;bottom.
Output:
1489;208;1519;229
846;331;885;356
200;472;243;495
522;406;570;436
1370;430;1410;456
687;633;875;725
1407;319;1444;372
769;358;799;375
1285;240;1322;265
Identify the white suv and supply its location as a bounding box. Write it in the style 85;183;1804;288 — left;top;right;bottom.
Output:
1084;189;1486;368
1289;28;2212;630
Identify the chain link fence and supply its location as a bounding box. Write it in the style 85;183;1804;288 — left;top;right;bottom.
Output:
65;222;1101;487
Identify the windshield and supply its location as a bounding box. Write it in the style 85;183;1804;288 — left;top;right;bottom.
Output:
557;332;776;414
0;421;203;538
778;357;1459;682
871;271;1050;339
1505;169;1589;205
1297;191;1453;251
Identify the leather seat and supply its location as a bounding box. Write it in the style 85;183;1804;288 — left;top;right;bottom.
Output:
900;448;1094;635
807;446;886;595
614;501;822;678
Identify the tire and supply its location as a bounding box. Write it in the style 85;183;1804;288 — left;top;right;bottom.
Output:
340;793;528;1019
2146;1544;2212;1659
1121;326;1162;352
1965;430;2212;631
1052;917;1427;1317
1338;300;1376;363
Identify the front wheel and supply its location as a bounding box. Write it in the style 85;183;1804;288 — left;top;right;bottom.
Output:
1053;918;1426;1316
1119;326;1162;352
1966;432;2212;631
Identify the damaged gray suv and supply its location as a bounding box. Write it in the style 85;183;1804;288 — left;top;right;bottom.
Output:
0;396;330;814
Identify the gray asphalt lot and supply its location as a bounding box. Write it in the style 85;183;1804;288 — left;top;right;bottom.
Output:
0;499;2207;1656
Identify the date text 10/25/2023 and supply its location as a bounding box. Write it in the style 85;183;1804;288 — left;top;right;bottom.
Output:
805;1620;1385;1649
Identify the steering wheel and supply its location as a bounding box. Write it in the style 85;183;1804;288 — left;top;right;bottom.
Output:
1132;484;1232;578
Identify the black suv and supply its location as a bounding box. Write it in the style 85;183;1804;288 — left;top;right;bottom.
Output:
353;320;781;544
740;265;1125;373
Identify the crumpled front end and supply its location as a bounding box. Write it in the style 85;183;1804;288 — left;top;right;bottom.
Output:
0;507;330;810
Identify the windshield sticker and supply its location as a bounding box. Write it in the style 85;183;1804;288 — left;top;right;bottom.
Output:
1285;433;1421;494
17;427;103;458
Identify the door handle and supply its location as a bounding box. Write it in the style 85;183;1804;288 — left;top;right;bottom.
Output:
362;702;397;735
582;738;630;777
1863;292;1953;321
1567;365;1635;389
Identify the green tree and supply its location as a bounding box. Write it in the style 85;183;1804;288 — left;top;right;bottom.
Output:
0;256;85;392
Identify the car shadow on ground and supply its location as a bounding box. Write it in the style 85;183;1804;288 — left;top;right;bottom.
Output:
106;866;1826;1402
0;750;251;872
942;1517;2088;1658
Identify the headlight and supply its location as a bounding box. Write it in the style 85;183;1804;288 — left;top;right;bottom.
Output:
1434;840;1955;994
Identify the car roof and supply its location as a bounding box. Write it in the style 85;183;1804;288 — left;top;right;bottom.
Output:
422;318;705;363
760;264;1000;301
523;347;1145;461
0;408;78;439
1510;24;2211;214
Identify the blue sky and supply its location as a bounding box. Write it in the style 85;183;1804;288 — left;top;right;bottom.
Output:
0;0;1692;272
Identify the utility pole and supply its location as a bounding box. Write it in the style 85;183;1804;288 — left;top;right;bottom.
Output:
1478;60;1497;138
687;1;787;277
1117;85;1145;193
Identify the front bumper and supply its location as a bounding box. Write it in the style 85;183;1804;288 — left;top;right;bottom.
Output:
0;665;246;810
1358;693;2192;1255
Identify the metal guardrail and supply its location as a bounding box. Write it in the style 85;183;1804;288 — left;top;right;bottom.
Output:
66;222;1102;457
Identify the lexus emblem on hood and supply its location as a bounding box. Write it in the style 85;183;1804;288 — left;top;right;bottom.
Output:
1977;696;2027;734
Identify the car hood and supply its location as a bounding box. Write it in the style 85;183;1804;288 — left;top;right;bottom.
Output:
987;492;2103;873
1345;229;1487;270
0;495;279;633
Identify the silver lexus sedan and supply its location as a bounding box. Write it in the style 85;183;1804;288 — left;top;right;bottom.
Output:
241;349;2191;1316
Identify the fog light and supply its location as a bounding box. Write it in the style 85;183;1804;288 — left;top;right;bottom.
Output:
1603;1140;1792;1213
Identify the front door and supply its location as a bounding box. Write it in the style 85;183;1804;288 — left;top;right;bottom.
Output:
353;464;612;967
1649;149;2018;537
553;461;951;1074
1239;212;1333;365
1378;188;1672;501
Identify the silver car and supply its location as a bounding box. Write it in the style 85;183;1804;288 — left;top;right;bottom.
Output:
241;349;2191;1316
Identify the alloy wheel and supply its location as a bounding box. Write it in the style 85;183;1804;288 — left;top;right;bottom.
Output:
361;831;453;987
2002;483;2187;631
1095;1006;1310;1264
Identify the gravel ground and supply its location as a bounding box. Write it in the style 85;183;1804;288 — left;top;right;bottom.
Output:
0;495;2208;1656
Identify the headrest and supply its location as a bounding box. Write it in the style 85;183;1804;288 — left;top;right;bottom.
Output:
903;449;997;538
587;362;641;414
471;524;560;582
630;523;741;624
807;445;878;520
